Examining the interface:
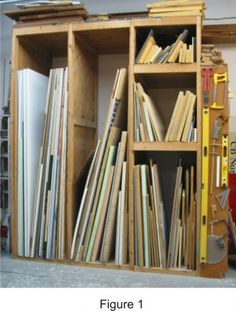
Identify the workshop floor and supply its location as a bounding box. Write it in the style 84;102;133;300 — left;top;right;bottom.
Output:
1;253;236;288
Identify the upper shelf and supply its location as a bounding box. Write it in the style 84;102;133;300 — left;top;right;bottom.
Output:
134;63;197;74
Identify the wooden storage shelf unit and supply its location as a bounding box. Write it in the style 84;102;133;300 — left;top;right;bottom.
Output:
10;16;226;278
10;20;130;269
10;24;69;257
67;21;130;266
128;16;202;276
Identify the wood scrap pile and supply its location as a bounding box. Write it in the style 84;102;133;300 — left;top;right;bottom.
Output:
4;1;89;25
147;0;206;18
201;44;224;65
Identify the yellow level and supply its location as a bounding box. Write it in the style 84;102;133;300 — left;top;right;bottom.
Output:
221;134;229;188
200;107;209;264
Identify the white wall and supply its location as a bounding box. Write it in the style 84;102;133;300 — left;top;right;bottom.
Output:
219;44;236;174
218;44;236;132
218;45;236;115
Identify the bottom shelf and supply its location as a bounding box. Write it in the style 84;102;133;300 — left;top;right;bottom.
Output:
13;255;130;271
134;266;197;276
13;255;198;276
133;152;197;271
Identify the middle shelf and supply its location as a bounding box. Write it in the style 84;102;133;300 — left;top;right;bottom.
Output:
134;63;197;74
133;142;197;151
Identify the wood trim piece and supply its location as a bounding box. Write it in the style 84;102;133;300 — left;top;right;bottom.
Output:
67;24;75;258
134;16;198;27
10;32;19;257
74;117;97;129
134;266;198;277
128;24;136;270
196;15;202;273
14;24;69;36
72;20;131;31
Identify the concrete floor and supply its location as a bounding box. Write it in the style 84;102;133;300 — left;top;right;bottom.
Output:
1;253;236;287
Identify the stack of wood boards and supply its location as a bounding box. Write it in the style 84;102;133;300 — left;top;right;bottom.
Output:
147;0;206;18
165;90;197;142
17;69;48;258
201;44;224;65
18;67;68;260
4;1;89;25
134;82;165;142
167;162;196;270
71;68;129;265
133;162;167;268
136;29;196;64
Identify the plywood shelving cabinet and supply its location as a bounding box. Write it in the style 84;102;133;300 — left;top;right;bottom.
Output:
10;16;227;278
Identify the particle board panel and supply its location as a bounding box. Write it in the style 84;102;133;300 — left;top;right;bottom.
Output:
134;72;196;89
18;32;68;58
202;24;236;44
17;37;51;75
74;28;130;54
74;35;98;125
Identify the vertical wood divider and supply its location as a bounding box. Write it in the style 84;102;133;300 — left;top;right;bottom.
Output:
67;25;75;258
196;16;202;274
128;24;136;270
10;33;19;257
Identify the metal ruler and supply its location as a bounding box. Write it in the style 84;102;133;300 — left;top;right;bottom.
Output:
221;134;229;188
200;107;210;264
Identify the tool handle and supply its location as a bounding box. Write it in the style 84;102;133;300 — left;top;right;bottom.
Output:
214;72;228;84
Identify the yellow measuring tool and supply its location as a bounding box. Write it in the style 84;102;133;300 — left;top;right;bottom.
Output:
200;107;210;264
211;73;228;110
221;134;229;188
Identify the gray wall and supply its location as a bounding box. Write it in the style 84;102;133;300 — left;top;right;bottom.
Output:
1;0;236;57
